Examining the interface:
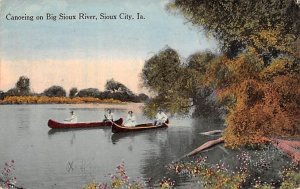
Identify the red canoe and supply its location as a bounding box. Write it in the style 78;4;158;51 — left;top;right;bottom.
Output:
112;119;169;133
48;118;123;129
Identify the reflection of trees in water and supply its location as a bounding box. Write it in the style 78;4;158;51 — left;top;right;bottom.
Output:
139;131;192;186
139;117;227;186
16;107;32;136
110;128;168;144
70;132;76;146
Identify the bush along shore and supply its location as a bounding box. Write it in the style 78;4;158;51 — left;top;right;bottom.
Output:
0;96;123;105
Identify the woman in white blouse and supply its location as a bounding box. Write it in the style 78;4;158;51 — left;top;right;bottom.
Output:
124;111;136;127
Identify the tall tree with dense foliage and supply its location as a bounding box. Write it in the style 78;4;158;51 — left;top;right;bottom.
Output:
142;47;220;117
69;87;78;98
142;47;189;116
15;76;31;95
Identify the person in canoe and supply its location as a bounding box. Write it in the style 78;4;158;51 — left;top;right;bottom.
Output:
124;111;136;127
103;109;114;122
154;109;168;126
64;111;78;123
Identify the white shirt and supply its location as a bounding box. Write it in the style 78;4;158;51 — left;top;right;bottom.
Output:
124;114;136;127
104;112;114;120
64;114;77;123
155;112;168;122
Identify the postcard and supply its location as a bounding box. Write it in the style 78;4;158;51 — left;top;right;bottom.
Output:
1;1;299;189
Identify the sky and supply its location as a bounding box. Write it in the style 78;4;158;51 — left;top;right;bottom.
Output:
0;0;218;94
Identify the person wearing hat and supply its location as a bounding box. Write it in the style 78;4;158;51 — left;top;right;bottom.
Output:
64;110;78;123
154;109;168;126
103;109;114;122
124;111;136;127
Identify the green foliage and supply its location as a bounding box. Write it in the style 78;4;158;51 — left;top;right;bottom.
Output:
15;76;31;95
143;94;191;117
169;0;300;59
0;91;4;100
43;85;66;97
77;88;100;97
253;169;300;189
280;170;300;189
142;48;221;117
5;88;20;97
105;79;133;95
142;47;191;116
169;157;246;189
69;87;78;98
5;76;31;96
66;80;145;102
142;47;182;93
160;1;300;147
184;51;216;94
103;79;143;102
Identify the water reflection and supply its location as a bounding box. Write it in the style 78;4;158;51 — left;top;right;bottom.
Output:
111;129;168;144
16;107;32;136
0;104;228;189
47;127;110;136
137;116;227;187
48;127;112;148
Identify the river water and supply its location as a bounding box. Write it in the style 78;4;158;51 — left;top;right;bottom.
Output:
0;103;228;188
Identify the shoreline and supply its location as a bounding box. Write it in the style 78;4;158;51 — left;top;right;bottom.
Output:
0;96;134;105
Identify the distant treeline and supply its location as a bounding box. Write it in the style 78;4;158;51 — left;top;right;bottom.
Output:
0;77;149;103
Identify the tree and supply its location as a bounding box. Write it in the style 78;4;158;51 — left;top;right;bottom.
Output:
105;79;133;95
142;47;182;93
43;85;66;97
0;91;5;100
142;47;191;116
142;48;220;117
4;76;31;96
69;87;78;98
15;76;30;95
77;88;100;97
104;79;139;101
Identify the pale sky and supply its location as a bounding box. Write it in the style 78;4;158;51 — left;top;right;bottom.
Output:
0;0;218;94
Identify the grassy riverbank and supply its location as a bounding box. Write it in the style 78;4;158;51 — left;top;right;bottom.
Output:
0;96;123;105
